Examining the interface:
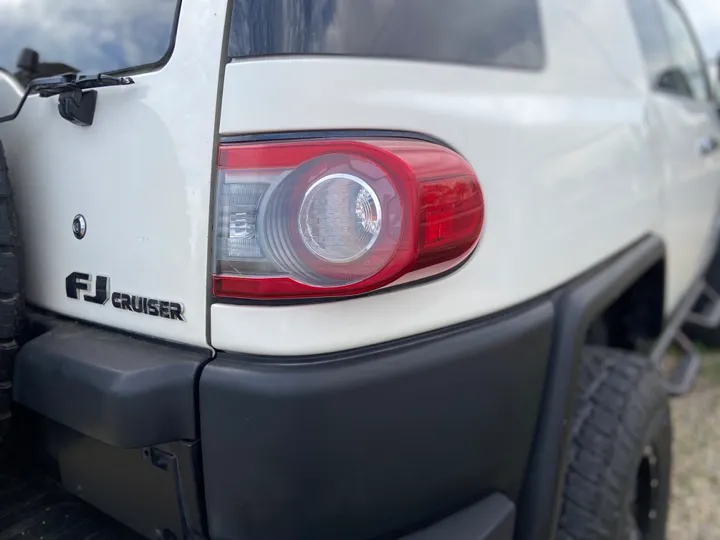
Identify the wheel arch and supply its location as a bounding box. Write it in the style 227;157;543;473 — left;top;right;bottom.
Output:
515;234;665;540
586;255;665;350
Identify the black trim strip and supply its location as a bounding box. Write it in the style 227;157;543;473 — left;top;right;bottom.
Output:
219;129;454;150
216;289;550;365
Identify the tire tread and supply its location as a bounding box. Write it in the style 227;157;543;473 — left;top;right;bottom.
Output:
0;142;23;444
558;346;671;540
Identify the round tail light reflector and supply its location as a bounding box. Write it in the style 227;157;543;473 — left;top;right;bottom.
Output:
213;138;483;300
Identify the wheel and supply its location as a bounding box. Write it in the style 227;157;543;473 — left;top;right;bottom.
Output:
0;142;23;444
557;346;672;540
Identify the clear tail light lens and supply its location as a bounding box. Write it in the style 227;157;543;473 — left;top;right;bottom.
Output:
213;138;484;300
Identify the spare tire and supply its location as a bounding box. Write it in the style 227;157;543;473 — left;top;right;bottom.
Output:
0;141;23;443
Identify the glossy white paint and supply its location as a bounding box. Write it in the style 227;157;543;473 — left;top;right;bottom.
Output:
212;0;720;355
0;0;229;348
650;91;720;308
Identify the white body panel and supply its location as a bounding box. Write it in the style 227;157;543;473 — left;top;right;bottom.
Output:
1;0;719;355
0;0;229;348
211;0;681;355
651;92;720;307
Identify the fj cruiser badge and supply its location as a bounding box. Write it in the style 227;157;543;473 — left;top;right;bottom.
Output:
65;272;185;322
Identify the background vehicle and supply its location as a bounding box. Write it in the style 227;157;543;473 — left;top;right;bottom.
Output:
1;0;720;539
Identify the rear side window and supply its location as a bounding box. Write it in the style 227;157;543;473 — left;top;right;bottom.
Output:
628;0;710;100
228;0;545;70
0;0;180;83
656;0;710;100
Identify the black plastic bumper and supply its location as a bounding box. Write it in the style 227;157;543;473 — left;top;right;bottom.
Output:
13;300;552;540
14;323;206;448
200;303;553;540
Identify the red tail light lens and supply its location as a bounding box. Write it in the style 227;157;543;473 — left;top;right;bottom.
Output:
213;138;483;300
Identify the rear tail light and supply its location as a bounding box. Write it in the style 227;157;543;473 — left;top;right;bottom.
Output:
213;138;484;300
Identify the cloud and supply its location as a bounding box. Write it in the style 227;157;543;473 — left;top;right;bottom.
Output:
681;0;720;59
0;0;176;74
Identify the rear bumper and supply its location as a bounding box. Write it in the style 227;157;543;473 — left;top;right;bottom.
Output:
201;302;552;540
13;301;552;540
11;235;665;540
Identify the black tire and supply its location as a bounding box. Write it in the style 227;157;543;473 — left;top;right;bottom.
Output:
0;142;23;444
557;346;672;540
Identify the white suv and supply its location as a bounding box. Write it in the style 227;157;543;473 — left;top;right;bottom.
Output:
0;0;719;539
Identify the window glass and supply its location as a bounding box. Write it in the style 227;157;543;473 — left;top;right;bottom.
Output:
657;0;710;100
228;0;545;70
0;0;179;85
628;0;676;87
682;0;720;101
629;0;710;100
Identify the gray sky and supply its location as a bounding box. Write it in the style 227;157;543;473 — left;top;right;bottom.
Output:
683;0;720;60
0;0;176;73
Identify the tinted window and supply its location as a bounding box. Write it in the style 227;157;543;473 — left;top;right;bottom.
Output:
682;0;720;102
0;0;179;84
629;0;710;99
228;0;544;70
628;0;676;87
657;0;710;100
